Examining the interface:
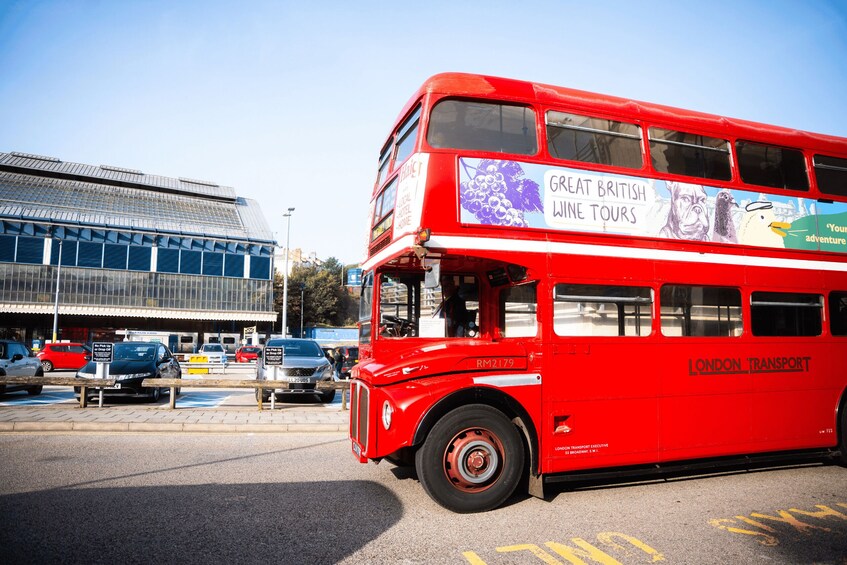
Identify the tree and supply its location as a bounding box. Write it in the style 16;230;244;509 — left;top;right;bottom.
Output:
273;257;358;335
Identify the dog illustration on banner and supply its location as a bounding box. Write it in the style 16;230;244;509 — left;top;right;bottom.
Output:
660;182;710;241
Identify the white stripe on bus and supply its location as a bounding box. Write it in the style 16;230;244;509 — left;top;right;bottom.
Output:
427;234;847;273
473;374;542;388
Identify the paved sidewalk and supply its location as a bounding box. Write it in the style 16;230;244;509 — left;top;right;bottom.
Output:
0;387;349;433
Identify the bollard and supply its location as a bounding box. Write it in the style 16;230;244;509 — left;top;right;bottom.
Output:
341;387;347;411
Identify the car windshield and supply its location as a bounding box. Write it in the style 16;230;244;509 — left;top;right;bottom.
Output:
113;343;156;361
202;344;224;352
266;339;323;357
243;347;261;353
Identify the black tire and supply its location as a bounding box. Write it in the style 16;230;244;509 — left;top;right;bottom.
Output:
41;360;54;372
27;385;43;396
320;388;336;403
415;404;524;513
839;398;847;466
256;389;270;402
149;385;161;403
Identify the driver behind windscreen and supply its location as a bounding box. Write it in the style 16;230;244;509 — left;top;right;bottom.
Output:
435;276;469;337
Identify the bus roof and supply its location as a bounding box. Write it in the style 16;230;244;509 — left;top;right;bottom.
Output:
393;72;846;157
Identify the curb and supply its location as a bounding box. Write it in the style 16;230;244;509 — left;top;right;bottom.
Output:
0;422;347;433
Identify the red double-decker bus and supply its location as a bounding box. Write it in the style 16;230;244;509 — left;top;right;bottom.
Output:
350;73;847;512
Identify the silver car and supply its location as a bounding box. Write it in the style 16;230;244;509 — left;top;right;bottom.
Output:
0;340;44;396
256;338;335;403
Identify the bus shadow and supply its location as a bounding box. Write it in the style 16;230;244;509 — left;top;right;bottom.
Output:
0;480;402;563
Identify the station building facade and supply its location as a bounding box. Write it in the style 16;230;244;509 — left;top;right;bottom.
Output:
0;151;277;352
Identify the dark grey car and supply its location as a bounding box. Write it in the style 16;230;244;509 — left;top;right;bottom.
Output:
256;338;336;403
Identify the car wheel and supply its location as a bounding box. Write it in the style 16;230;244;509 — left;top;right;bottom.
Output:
320;389;336;403
27;386;43;396
415;404;525;513
149;385;161;403
41;360;54;372
255;389;270;402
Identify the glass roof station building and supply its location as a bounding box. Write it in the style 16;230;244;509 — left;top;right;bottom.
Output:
0;151;278;349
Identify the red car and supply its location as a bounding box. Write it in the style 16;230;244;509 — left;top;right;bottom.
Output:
235;346;261;363
37;342;91;372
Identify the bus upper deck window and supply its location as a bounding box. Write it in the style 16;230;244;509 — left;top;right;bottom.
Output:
736;141;808;191
427;99;537;155
547;111;643;169
649;127;731;181
814;154;847;197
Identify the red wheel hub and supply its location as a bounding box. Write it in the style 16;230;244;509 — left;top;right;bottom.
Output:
442;427;505;492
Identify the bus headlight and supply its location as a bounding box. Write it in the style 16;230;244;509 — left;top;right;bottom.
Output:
382;400;394;430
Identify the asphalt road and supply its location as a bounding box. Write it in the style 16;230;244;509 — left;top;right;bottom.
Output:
1;433;845;564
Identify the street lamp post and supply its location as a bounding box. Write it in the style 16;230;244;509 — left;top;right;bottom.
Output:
299;284;305;338
281;208;295;337
52;239;63;343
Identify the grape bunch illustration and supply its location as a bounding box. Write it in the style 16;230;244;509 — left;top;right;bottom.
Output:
460;159;542;227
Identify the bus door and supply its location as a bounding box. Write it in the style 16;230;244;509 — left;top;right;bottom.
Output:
544;283;660;472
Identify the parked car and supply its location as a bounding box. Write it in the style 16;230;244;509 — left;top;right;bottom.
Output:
0;340;44;396
37;342;91;372
257;338;335;403
235;345;261;363
74;341;181;402
198;343;228;365
337;345;359;378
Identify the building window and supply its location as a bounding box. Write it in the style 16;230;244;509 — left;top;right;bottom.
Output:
157;249;180;273
224;254;244;278
0;235;14;262
104;244;128;270
127;246;151;271
203;252;224;276
16;237;43;264
249;256;270;280
180;250;201;275
77;242;103;268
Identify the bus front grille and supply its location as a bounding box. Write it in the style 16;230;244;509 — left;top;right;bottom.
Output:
351;381;369;451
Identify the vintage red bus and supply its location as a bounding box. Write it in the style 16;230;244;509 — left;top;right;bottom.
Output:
350;73;847;512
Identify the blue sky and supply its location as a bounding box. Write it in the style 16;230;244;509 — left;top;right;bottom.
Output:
1;0;845;264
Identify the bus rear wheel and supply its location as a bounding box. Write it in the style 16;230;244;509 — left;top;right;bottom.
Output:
415;404;524;513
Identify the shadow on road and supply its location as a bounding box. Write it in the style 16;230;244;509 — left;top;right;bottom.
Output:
0;480;402;564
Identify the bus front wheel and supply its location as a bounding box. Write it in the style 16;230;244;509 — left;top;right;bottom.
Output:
415;404;524;513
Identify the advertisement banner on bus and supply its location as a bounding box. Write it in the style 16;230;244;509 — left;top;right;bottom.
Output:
458;157;847;254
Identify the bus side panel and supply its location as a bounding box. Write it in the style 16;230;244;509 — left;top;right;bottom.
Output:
658;339;754;461
750;340;840;450
543;341;660;473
